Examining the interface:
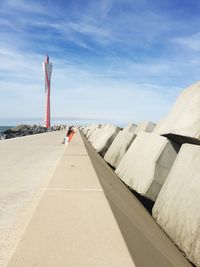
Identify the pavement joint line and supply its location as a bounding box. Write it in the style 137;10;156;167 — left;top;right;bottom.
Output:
44;188;103;192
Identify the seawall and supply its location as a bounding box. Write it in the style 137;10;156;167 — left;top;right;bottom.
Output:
6;131;191;267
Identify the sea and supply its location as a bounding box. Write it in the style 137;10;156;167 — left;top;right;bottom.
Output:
0;126;13;133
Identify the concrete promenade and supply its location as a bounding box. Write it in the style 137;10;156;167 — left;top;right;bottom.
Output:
0;131;66;267
6;132;191;266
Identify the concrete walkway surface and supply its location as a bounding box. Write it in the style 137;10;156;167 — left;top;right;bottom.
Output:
0;131;66;267
7;132;192;267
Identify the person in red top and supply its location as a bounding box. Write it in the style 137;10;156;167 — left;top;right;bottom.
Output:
66;126;75;142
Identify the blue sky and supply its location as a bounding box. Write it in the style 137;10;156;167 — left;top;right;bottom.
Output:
0;0;200;126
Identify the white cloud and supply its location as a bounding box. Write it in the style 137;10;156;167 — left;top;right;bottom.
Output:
173;32;200;51
3;0;47;14
0;0;199;126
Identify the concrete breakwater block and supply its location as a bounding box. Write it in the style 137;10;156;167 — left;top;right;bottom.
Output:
82;124;101;136
104;121;156;168
154;81;200;144
153;144;200;267
124;123;138;132
115;132;178;201
81;126;88;135
82;128;88;136
91;125;120;157
104;124;137;168
135;121;156;134
88;124;112;144
86;124;102;139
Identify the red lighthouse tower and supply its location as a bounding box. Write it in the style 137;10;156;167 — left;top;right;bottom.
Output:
43;55;52;128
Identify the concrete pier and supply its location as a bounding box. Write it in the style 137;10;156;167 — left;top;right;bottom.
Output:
0;131;66;267
6;132;191;267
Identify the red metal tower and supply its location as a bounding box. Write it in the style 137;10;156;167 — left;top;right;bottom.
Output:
43;55;52;128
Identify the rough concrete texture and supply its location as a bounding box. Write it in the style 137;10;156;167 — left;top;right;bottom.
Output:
86;125;102;139
81;127;87;135
86;128;99;142
135;121;156;134
115;132;178;201
87;127;100;142
86;124;102;138
82;124;101;136
104;124;137;168
82;126;90;135
91;125;120;156
153;143;200;267
88;124;110;144
104;122;158;169
154;81;200;144
124;123;138;132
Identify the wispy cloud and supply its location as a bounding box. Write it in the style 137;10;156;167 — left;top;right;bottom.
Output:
173;32;200;51
2;0;47;14
0;0;200;124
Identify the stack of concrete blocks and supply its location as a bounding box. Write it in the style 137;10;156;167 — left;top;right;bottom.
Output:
135;121;156;134
104;121;156;169
80;126;87;134
150;81;200;267
88;124;108;144
80;126;85;132
88;124;115;144
89;124;120;157
83;124;95;136
81;124;101;137
153;144;200;267
86;124;102;139
80;82;200;266
82;127;89;136
104;123;137;168
114;81;200;203
115;132;178;201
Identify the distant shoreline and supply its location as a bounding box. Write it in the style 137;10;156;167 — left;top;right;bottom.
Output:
0;125;67;140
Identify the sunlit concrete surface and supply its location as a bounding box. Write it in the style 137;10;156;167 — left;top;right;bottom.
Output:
0;131;66;267
154;81;200;144
7;132;135;267
7;132;191;267
115;132;178;201
153;143;200;267
104;125;137;168
90;125;120;156
134;121;156;134
104;122;157;169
